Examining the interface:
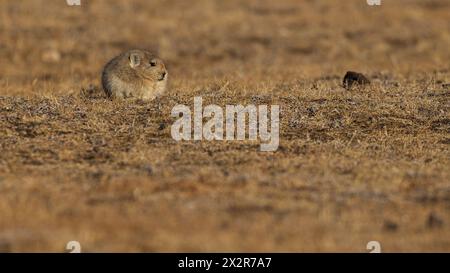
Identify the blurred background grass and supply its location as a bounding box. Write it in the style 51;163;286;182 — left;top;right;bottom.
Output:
0;0;449;252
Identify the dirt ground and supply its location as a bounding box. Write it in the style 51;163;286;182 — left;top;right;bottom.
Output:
0;0;449;252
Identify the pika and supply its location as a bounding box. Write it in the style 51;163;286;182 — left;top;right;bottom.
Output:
102;49;168;100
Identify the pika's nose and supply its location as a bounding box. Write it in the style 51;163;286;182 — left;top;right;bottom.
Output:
159;71;167;81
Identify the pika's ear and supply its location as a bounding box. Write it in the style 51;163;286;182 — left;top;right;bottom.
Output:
129;53;141;68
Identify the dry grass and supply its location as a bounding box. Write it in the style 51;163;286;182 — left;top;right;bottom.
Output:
0;0;449;252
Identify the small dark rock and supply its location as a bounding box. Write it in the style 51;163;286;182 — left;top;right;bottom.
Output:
343;71;371;90
426;212;444;228
383;220;399;232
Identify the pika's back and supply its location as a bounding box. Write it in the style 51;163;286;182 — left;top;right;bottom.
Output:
102;49;168;100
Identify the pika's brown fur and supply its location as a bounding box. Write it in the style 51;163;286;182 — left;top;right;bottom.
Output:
102;49;168;100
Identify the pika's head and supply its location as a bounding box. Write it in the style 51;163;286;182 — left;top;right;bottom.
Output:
126;49;167;82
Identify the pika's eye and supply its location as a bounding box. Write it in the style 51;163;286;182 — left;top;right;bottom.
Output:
150;60;157;67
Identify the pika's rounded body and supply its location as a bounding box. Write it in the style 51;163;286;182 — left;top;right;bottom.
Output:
102;49;168;100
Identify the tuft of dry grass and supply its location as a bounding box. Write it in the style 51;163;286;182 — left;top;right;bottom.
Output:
0;0;449;252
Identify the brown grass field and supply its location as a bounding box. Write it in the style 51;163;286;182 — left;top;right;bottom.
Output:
0;0;449;252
